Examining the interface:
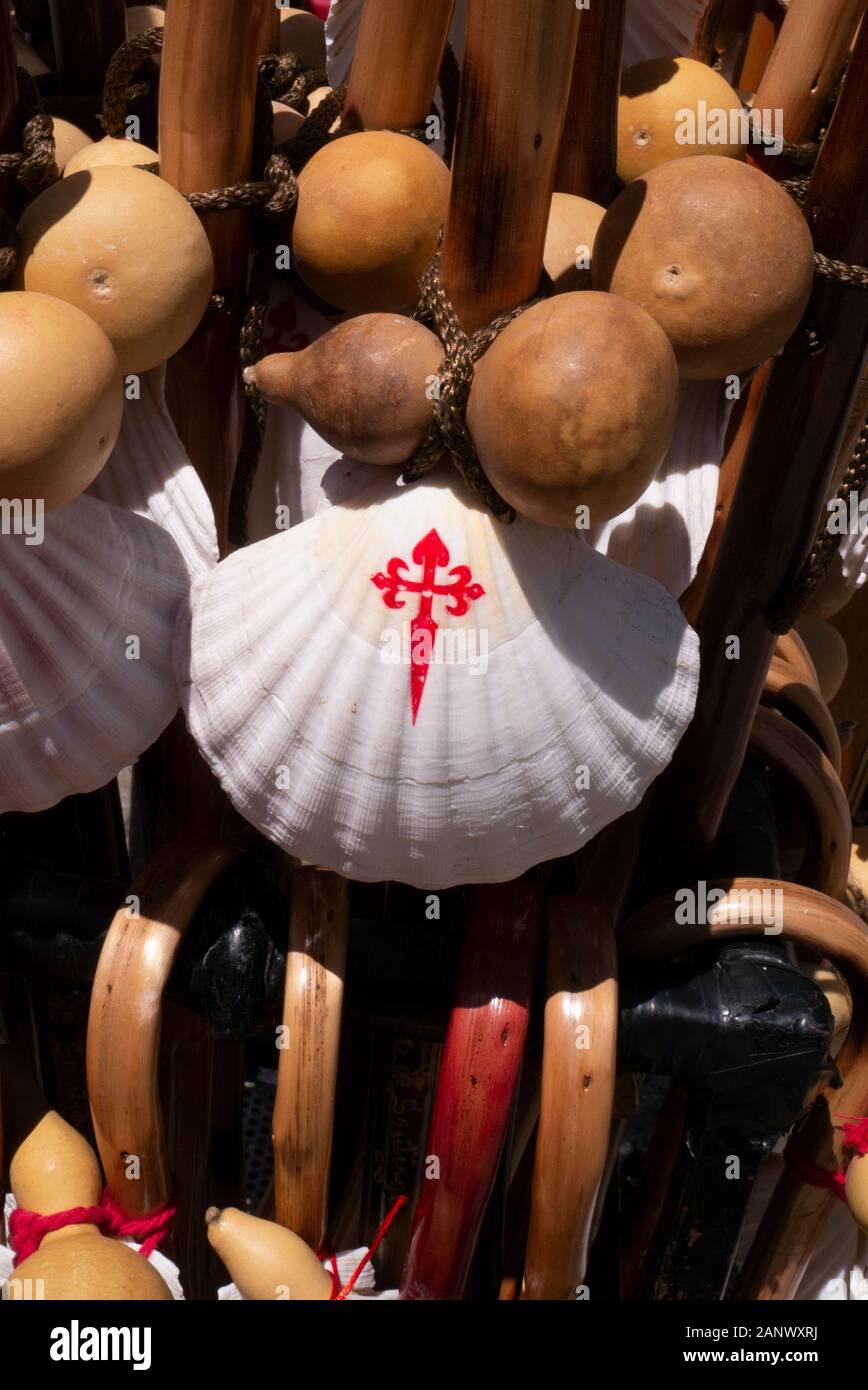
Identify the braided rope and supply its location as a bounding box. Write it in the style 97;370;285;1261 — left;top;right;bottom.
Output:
403;255;548;521
101;27;164;137
0;67;57;190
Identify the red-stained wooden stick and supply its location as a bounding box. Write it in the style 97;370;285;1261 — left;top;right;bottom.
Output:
400;879;542;1299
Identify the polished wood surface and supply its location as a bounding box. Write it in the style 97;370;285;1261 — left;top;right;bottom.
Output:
400;879;542;1299
555;0;625;204
523;893;618;1299
342;0;456;134
622;880;868;1299
87;840;240;1214
272;867;349;1249
691;0;727;62
440;0;580;332
735;0;785;92
762;663;842;771
159;0;270;549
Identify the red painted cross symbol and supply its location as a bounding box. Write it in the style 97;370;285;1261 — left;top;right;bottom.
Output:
372;528;485;724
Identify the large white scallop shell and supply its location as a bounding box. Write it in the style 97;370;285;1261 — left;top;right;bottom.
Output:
177;469;699;889
591;380;732;596
89;368;219;581
0;494;187;813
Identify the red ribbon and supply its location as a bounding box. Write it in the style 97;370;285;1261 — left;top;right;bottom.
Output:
783;1114;868;1203
319;1195;408;1301
9;1188;175;1267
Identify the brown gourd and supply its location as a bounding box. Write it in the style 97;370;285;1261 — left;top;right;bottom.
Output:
0;291;123;510
592;156;815;380
278;6;327;72
14;166;214;374
4;1112;171;1301
292;131;450;313
49;118;93;174
205;1207;333;1301
465;291;679;528
63;136;160;176
246;314;442;464
543;193;605;293
617;57;747;183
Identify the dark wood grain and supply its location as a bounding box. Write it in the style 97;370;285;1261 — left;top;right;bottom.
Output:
47;0;126;95
440;0;580;332
555;0;625;204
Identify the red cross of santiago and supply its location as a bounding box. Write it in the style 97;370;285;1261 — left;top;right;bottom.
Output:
372;528;485;724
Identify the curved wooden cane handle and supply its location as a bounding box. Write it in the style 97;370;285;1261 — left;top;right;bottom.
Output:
749;704;850;899
622;879;868;1300
762;663;842;774
775;632;821;691
87;839;241;1215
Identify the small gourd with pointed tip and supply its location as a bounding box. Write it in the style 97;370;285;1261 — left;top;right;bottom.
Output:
5;1112;171;1301
247;314;442;464
206;1206;333;1300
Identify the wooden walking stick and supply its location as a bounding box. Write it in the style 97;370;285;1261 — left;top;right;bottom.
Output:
659;15;868;853
159;0;270;549
401;879;542;1299
87;841;240;1217
0;4;18;184
342;0;456;134
691;0;728;63
555;0;625;205
272;865;349;1249
734;0;787;93
753;0;864;160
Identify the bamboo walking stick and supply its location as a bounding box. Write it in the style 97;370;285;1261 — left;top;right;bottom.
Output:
342;0;456;134
621;883;868;1301
159;0;270;550
399;0;579;1298
272;865;349;1249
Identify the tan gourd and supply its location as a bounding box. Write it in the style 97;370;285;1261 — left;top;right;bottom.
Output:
543;193;605;293
205;1206;333;1301
465;291;679;528
617;56;747;183
845;1153;868;1234
5;1112;171;1301
307;85;334;113
15;166;214;373
49;118;93;174
64;136;160;176
247;314;442;464
0;291;122;510
796;616;849;703
278;6;327;72
592;155;815;380
292;131;450;313
272;101;305;147
125;5;164;68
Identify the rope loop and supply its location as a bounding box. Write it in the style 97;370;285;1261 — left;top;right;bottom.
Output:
0;67;58;190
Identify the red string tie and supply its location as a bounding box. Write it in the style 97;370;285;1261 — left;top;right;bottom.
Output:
9;1188;175;1267
329;1195;407;1301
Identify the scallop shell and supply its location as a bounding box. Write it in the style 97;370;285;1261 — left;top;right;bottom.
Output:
623;0;707;68
591;380;732;597
0;494;187;813
89;368;219;581
177;468;699;889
